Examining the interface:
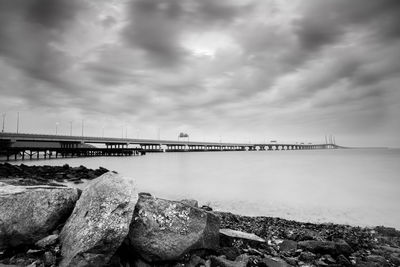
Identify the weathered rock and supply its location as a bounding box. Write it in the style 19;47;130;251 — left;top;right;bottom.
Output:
0;182;80;249
127;194;220;262
35;234;59;248
59;172;138;267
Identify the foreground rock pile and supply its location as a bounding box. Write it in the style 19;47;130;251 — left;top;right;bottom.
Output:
0;163;109;186
217;212;400;266
0;164;399;266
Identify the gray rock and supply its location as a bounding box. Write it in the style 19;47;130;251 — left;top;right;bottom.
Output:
0;182;80;249
60;172;138;267
35;234;59;248
127;194;219;262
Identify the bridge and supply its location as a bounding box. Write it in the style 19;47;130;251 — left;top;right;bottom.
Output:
0;132;341;161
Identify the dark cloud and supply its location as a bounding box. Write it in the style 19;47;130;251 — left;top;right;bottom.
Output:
122;0;188;66
295;0;400;50
0;0;85;91
26;0;82;30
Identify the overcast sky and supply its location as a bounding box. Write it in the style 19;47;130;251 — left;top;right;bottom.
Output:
1;0;399;147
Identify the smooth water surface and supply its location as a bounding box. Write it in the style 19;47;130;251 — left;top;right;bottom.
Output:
18;149;400;228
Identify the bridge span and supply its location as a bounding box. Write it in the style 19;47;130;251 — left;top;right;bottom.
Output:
0;132;341;161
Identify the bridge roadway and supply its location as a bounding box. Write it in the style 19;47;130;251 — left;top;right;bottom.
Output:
0;132;339;161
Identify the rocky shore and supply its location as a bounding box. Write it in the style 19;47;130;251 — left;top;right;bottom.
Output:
1;163;399;267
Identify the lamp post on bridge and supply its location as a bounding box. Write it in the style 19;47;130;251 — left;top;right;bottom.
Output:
69;121;73;136
16;112;19;133
55;122;59;135
1;113;5;132
81;119;84;137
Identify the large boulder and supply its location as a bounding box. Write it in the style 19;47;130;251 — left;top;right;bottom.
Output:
0;182;80;249
127;194;220;262
59;172;138;267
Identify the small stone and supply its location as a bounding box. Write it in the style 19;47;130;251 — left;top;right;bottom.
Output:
337;254;352;267
201;205;213;211
366;254;389;265
299;251;316;261
210;255;247;267
44;251;56;266
315;259;328;266
282;256;297;266
26;260;44;267
27;249;44;255
132;258;152;267
262;256;293;267
389;253;400;265
279;240;298;252
322;254;336;264
220;229;265;243
138;192;152;197
298;240;336;255
333;239;353;256
217;247;241;261
187;255;205;267
35;234;59;248
180;199;199;208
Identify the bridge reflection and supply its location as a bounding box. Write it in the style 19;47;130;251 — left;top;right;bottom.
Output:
0;132;341;161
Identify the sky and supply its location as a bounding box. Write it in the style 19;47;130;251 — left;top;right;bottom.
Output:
0;0;399;147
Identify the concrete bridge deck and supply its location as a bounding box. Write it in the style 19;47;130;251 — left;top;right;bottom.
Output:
0;132;341;161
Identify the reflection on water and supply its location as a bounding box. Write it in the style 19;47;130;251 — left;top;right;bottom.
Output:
17;149;400;228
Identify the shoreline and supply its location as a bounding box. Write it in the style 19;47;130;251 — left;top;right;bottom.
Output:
1;163;400;266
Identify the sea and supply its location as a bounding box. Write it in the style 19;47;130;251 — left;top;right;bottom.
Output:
12;148;400;229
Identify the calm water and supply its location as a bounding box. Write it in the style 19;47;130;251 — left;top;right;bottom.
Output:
16;149;400;228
